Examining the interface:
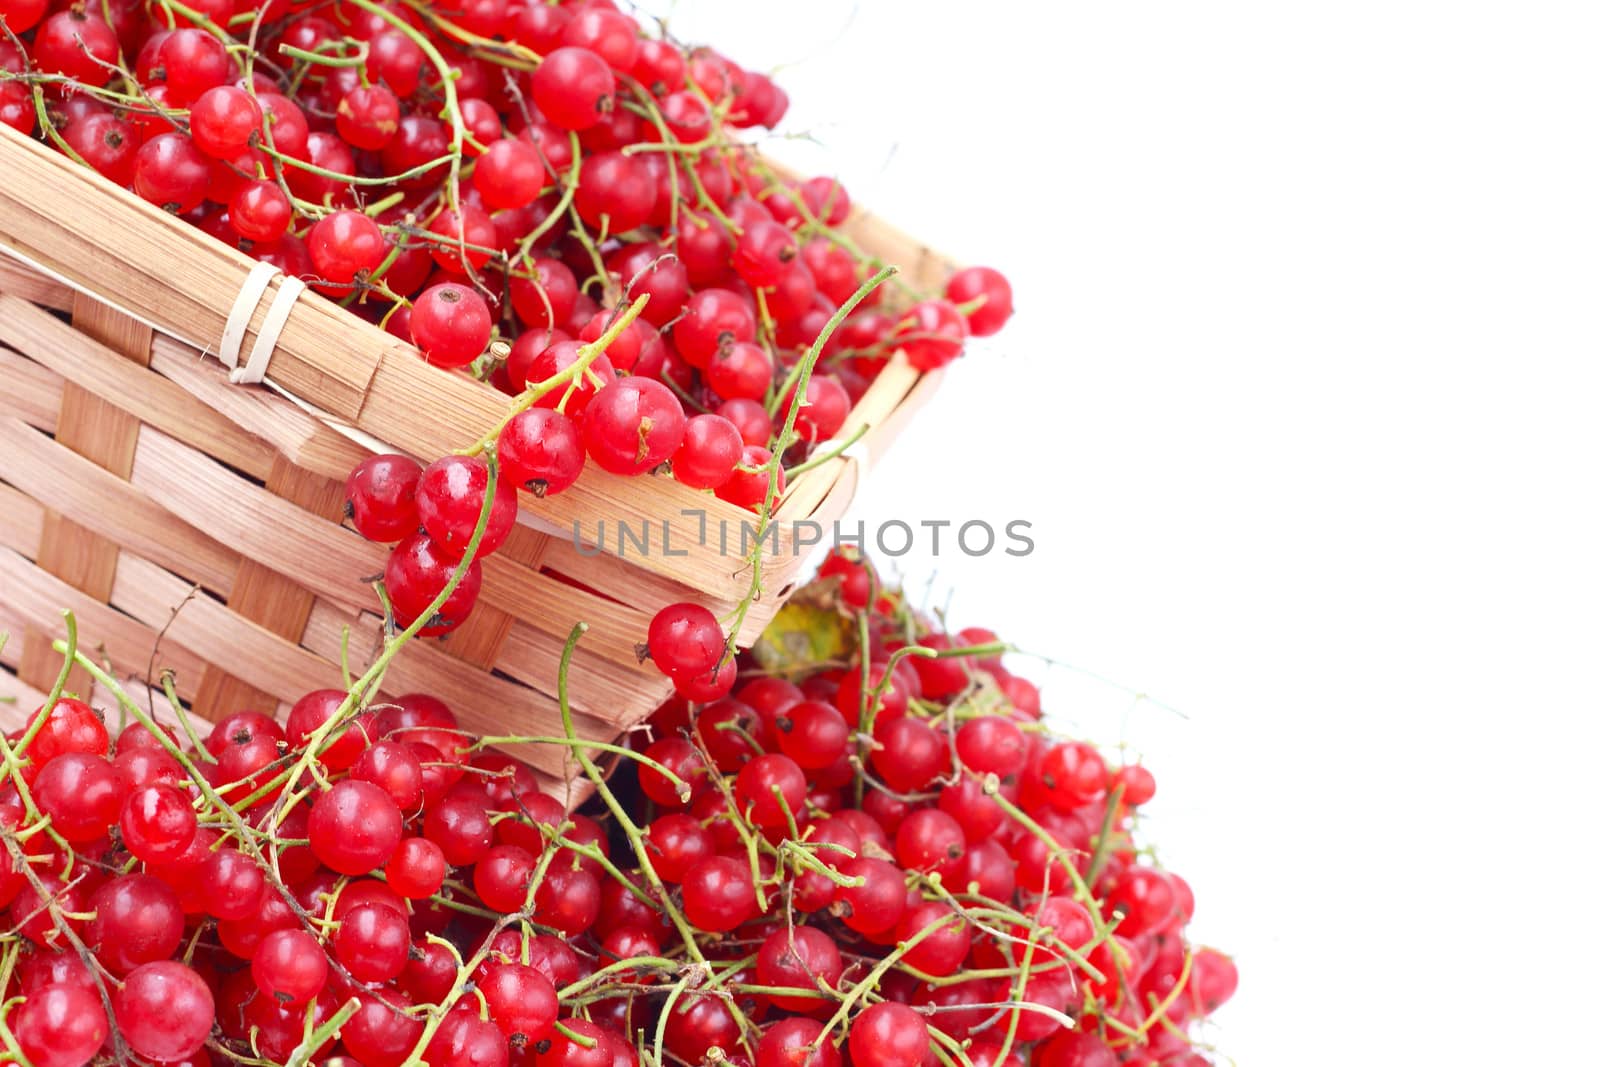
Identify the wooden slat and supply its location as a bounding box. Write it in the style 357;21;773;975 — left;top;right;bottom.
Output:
0;483;45;559
0;293;273;481
0;125;380;419
0;417;238;596
17;296;152;695
0;545;211;704
192;457;349;720
148;336;367;482
0;345;63;433
130;428;385;615
0;252;72;310
110;554;346;709
436;524;553;669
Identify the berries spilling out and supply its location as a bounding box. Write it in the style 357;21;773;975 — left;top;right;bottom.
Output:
1;551;1234;1067
4;0;1019;642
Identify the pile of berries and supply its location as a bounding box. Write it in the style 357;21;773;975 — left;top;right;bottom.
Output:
0;0;1015;541
0;552;1235;1067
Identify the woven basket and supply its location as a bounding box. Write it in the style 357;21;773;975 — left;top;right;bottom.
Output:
0;124;953;800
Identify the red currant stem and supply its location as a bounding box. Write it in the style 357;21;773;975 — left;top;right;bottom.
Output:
397;0;540;70
160;668;218;762
347;0;465;210
338;624;354;691
984;786;1118;949
620;81;682;234
283;997;362;1067
1085;781;1126;886
720;265;896;650
552;1020;599;1049
6;610;76;763
365;190;408;218
814;910;968;1048
28;89;91;171
553;624;749;1041
471;735;692;800
513;134;584;267
776;840;864;889
780;422;871;479
557;955;683;1000
277;42;369;68
155;0;232;39
461;294;649;455
651;974;697;1067
1131;948;1193;1042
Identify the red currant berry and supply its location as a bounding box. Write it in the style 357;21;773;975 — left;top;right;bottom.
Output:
582;376;687;475
384;533;484;635
530;46;615;131
680;855;757;932
308;209;387;284
410;283;494;368
945;266;1014;337
416;454;518;560
498;408;584;496
673;413;744;490
308;779;404;875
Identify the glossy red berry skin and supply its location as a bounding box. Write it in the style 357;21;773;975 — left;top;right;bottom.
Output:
756;926;843;1013
334;901;411;983
415;455;518;560
680;855;757;932
530;46;616;131
580;376;686;476
945;265;1015;337
133;133;211;214
337;84;402;150
384;533;484;635
734;752;807;828
308;779;404;875
497;408;584;496
17;982;108;1067
848;1002;929;1067
716;446;785;510
673;288;756;368
896;299;969;370
673;413;744;490
308;209;387;284
647;603;724;677
33;752;122;842
410;283;494;369
253;927;329;1005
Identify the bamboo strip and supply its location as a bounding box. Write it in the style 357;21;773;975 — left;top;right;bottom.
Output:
149;336;368;482
193;457;348;719
0;252;71;310
0;416;239;596
0;126;381;419
130;427;385;616
0;345;63;433
0;293;272;480
17;296;152;694
0;483;44;558
109;553;347;707
0;544;211;702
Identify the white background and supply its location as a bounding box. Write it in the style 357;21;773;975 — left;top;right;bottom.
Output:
643;2;1600;1064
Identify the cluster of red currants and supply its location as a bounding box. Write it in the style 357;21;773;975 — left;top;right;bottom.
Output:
1;0;1015;520
1;551;1235;1067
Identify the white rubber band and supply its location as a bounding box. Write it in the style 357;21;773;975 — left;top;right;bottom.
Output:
218;261;278;377
231;275;305;385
